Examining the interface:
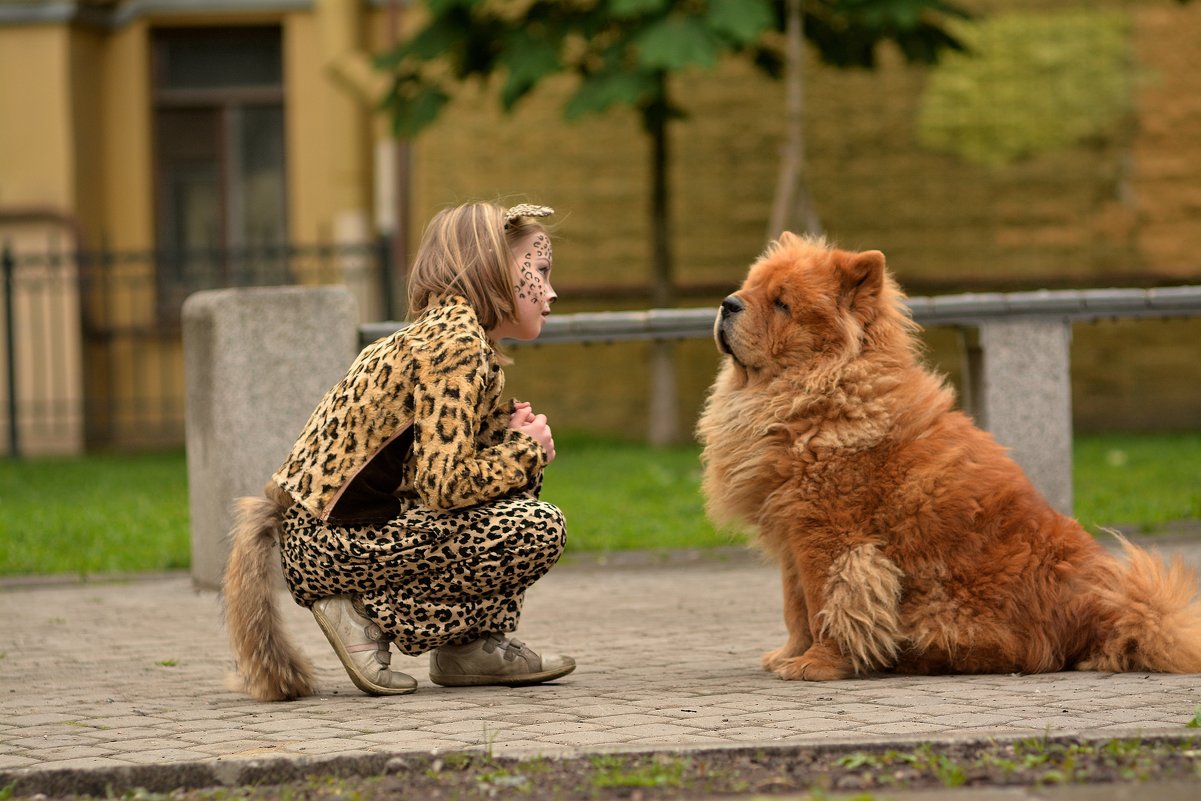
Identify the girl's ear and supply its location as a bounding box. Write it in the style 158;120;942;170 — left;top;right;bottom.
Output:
836;250;886;325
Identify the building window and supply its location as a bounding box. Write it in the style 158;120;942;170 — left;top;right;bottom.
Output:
151;26;288;313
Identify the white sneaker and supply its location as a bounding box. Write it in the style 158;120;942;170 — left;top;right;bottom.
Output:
311;597;417;696
429;633;576;687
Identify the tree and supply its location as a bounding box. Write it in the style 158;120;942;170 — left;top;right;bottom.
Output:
381;0;777;304
379;0;777;444
768;0;973;239
377;0;971;443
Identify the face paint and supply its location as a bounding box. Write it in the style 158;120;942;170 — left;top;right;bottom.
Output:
514;233;552;306
496;231;556;342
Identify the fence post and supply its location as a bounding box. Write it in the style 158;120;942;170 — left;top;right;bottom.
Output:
375;233;393;322
2;243;17;458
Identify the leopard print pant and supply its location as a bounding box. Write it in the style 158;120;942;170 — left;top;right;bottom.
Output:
279;495;566;656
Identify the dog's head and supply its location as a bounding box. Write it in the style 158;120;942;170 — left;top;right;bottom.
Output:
714;232;901;382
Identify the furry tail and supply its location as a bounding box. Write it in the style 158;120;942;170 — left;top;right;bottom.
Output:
222;483;316;700
1081;535;1201;673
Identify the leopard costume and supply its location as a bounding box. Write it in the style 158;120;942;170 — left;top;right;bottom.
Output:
271;293;564;655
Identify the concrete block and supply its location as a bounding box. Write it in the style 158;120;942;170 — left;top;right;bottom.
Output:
962;320;1074;516
183;286;359;590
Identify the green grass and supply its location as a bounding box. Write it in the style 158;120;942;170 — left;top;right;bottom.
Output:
543;433;737;552
0;451;190;576
1073;431;1201;534
1;432;1198;576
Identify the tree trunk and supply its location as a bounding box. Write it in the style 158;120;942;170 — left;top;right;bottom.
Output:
768;0;823;241
646;72;678;446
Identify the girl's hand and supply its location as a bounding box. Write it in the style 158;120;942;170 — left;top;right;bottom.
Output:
509;401;535;427
509;402;555;463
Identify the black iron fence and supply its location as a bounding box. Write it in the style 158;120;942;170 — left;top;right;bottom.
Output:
1;239;393;456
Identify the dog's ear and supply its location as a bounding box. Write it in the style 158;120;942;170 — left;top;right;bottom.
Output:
836;250;886;324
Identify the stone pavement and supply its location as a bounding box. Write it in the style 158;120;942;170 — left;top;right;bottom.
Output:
2;538;1201;797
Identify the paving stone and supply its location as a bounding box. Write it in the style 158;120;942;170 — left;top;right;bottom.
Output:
117;748;214;764
3;545;1201;784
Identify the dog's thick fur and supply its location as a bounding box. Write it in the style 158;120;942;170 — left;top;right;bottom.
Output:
697;233;1201;680
222;482;317;701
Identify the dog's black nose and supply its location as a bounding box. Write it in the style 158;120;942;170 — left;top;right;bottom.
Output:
720;295;744;318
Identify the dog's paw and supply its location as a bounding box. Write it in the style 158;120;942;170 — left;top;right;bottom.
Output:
772;646;854;681
761;645;793;673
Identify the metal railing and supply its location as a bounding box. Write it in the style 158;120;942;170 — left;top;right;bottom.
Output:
360;286;1201;346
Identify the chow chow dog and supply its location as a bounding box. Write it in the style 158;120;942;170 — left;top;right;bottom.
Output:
697;232;1201;680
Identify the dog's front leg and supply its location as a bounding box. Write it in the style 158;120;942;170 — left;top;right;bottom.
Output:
762;554;813;673
772;541;904;681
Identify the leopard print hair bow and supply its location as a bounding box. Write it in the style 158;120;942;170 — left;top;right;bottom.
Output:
504;204;554;229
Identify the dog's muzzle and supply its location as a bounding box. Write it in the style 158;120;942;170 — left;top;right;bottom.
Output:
715;294;744;356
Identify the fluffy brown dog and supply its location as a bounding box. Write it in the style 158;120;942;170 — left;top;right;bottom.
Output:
697;233;1201;680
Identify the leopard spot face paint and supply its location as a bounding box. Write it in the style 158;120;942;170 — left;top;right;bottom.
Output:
497;231;555;342
514;233;552;307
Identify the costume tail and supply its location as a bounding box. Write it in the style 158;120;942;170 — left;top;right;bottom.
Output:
222;483;316;700
1082;535;1201;673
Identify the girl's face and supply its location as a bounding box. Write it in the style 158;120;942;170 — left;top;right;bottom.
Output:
494;230;556;341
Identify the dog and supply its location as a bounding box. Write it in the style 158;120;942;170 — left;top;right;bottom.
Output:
696;232;1201;680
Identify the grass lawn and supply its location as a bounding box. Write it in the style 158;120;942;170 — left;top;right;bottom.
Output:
0;451;191;576
1;432;1198;577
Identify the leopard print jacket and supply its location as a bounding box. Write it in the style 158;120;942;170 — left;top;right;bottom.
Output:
272;294;546;524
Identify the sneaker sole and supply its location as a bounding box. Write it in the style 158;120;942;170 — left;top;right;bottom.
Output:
311;604;417;696
428;661;576;688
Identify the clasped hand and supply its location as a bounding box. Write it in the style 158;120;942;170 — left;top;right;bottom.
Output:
509;401;556;463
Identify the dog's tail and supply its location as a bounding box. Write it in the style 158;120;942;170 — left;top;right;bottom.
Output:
222;482;317;701
1081;535;1201;674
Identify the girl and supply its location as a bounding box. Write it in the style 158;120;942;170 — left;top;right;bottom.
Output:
223;202;574;700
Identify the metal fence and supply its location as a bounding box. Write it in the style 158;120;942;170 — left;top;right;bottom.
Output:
0;239;392;456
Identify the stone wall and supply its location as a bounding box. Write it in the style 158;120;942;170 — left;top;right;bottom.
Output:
407;0;1200;295
400;0;1200;438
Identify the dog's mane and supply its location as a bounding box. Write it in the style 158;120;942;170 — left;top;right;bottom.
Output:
697;240;953;533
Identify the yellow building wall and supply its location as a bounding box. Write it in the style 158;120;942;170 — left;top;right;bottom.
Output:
284;9;372;245
68;26;107;247
2;7;384;254
0;25;74;209
99;20;154;250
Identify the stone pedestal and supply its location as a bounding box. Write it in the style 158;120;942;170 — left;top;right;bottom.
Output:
183;286;359;590
962;319;1074;515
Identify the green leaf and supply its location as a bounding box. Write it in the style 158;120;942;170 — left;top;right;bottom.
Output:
707;0;774;44
609;0;670;18
499;31;562;109
384;13;468;64
1187;705;1201;728
635;15;723;70
390;84;451;138
564;70;658;119
428;0;478;12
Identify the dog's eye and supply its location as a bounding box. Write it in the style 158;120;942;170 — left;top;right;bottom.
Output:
774;298;790;314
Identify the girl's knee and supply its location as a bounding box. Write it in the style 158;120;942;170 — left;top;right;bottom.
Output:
527;501;566;553
502;500;564;566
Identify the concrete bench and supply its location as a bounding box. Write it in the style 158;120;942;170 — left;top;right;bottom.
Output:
185;285;1201;589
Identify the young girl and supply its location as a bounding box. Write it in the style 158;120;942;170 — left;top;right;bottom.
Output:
223;202;574;700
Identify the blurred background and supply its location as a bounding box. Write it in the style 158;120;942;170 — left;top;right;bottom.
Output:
1;0;1199;458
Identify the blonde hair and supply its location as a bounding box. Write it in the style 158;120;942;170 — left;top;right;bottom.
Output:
406;201;550;331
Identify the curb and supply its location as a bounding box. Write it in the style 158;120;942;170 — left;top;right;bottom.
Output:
4;729;1198;799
